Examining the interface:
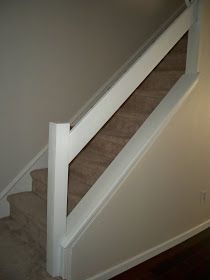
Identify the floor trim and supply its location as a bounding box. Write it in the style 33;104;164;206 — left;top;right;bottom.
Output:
88;220;210;280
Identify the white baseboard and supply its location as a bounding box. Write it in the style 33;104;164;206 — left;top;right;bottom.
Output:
0;199;10;218
88;220;210;280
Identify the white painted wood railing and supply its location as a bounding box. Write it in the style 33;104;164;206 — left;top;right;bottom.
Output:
47;1;198;277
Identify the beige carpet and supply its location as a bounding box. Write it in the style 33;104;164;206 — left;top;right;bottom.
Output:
0;218;60;280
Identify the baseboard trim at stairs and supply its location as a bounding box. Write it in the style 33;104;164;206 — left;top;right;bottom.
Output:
87;220;210;280
0;200;10;219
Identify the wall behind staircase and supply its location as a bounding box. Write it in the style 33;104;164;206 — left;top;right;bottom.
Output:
0;0;184;192
68;1;210;279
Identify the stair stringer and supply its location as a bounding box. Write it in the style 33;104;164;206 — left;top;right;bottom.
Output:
60;73;199;280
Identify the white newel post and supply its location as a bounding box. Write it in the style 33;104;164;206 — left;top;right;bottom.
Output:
47;122;70;276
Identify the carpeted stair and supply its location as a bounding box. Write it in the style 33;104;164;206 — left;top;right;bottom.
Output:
5;34;187;266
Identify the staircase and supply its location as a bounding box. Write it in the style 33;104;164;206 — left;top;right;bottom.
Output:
4;34;187;275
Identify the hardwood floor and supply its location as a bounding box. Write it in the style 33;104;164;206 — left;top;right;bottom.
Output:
112;228;210;280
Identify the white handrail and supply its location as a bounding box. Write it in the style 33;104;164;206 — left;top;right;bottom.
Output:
47;2;197;277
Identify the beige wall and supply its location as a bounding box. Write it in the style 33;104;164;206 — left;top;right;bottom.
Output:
0;0;184;192
70;1;210;279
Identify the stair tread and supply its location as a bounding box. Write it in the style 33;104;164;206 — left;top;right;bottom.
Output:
8;192;46;229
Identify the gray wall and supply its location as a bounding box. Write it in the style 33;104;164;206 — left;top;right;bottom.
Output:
0;0;184;191
69;1;210;279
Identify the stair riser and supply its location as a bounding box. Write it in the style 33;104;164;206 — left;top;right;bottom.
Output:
10;204;46;252
31;169;48;186
32;180;47;201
